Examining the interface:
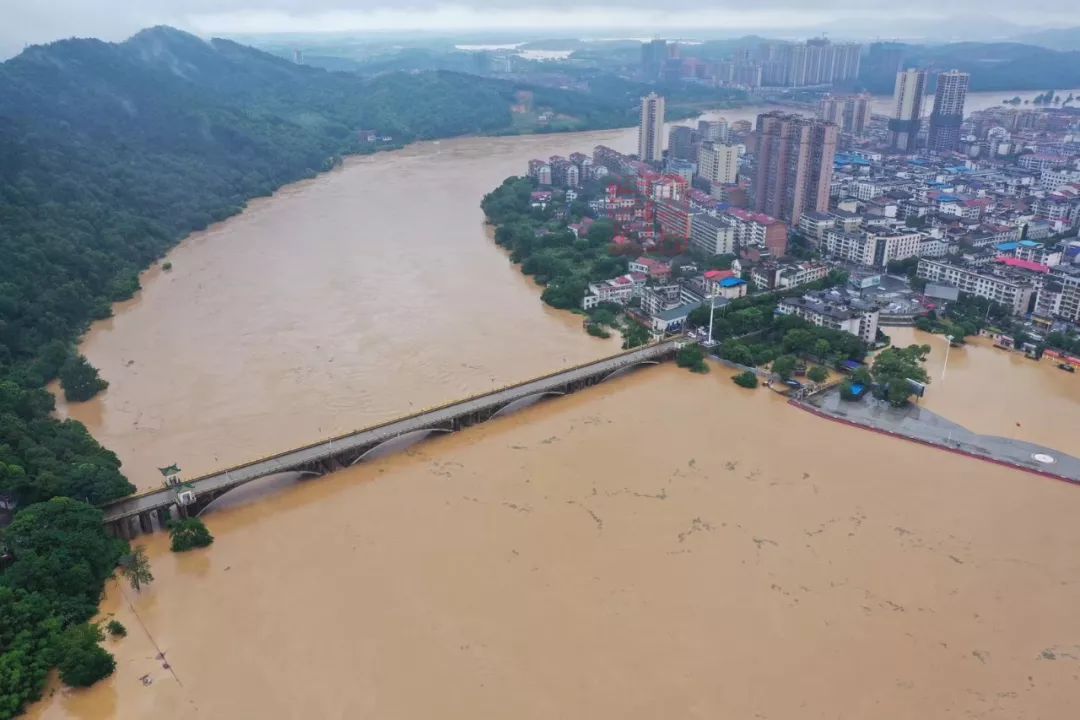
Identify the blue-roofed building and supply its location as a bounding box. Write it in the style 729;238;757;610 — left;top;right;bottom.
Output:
834;153;871;167
717;276;748;299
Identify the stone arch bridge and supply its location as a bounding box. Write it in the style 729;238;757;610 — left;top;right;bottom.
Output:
100;339;685;538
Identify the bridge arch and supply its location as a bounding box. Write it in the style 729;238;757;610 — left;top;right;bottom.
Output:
600;360;660;383
347;427;454;466
490;390;566;419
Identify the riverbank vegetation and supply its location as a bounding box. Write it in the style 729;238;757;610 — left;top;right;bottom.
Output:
482;177;628;311
0;499;130;715
676;345;709;374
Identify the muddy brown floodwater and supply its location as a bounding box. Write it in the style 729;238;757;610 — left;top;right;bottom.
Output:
32;365;1080;719
31;109;1080;718
887;327;1080;450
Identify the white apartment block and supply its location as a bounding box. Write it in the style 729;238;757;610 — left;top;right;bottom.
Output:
777;293;880;344
798;212;834;243
1041;168;1080;193
823;228;921;267
1034;268;1080;322
697;142;740;185
916;258;1036;315
690;213;736;256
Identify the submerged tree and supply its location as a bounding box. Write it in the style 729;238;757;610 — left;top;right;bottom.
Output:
871;344;931;407
118;546;154;593
733;371;759;388
59;355;109;402
168;518;215;552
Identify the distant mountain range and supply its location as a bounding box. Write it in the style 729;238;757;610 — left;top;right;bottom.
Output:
1009;27;1080;52
859;41;1080;93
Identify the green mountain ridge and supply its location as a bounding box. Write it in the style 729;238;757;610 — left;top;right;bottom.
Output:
0;26;654;717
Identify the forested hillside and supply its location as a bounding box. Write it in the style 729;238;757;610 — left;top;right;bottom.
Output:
0;26;642;716
860;41;1080;93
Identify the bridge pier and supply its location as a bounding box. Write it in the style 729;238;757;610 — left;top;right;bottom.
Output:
138;512;154;534
157;506;172;528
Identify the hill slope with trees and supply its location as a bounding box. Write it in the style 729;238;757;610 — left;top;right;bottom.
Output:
0;25;651;716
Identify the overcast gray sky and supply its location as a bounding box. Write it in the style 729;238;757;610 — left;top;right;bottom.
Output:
2;1;1076;57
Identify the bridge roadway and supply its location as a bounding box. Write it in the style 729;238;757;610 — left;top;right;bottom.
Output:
100;339;683;534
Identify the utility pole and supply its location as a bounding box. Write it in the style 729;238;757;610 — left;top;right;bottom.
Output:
707;286;719;345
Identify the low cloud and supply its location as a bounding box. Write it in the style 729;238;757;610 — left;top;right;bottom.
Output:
2;0;1076;58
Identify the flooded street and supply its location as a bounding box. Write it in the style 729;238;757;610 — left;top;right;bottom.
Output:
32;99;1080;718
888;327;1080;451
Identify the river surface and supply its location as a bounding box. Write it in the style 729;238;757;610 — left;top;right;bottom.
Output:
34;364;1080;719
49;101;824;491
34;98;1080;718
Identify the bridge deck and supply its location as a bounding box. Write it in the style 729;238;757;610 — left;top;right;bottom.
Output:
101;340;682;523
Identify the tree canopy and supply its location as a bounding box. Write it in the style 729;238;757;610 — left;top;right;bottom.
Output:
0;499;127;715
871;344;931;406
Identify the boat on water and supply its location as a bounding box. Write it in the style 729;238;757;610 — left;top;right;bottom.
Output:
1058;363;1076;373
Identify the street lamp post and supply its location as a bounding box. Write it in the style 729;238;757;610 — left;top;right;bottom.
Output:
707;286;719;345
941;334;952;381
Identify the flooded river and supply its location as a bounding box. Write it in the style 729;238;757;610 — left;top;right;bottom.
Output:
35;365;1080;719
33;100;1080;718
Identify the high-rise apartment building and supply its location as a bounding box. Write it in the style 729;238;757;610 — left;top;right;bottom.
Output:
887;68;927;153
927;70;970;154
758;39;861;87
697;119;729;143
751;112;838;225
697;142;740;185
668;125;698;162
641;39;668;79
638;93;666;164
817;94;871;135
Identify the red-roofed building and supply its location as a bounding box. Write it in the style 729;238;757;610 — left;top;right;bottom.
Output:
995;257;1051;274
628;256;672;280
530;191;553;208
652;174;688;201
